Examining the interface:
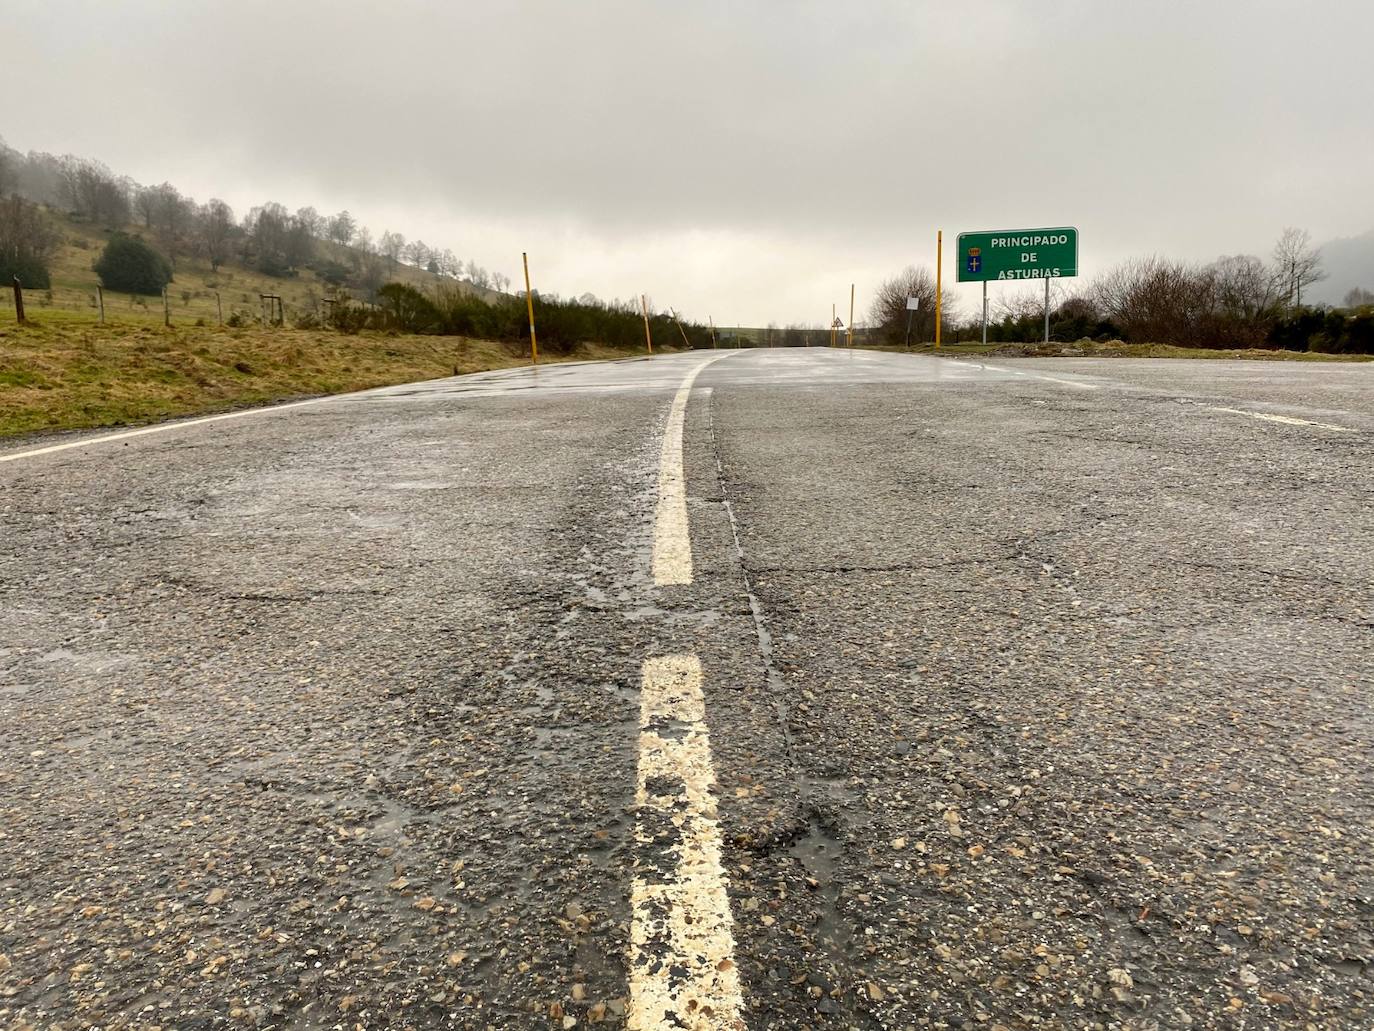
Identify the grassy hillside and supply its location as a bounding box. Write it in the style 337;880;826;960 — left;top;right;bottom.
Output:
2;210;495;328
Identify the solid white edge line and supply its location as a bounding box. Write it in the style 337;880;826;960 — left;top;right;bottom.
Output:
628;655;744;1030
0;396;337;464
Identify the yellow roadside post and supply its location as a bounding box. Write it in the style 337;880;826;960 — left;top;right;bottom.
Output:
522;252;538;365
640;295;654;354
848;283;855;348
935;230;943;351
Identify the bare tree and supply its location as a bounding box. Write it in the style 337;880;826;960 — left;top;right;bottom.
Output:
868;265;949;344
134;186;157;228
295;206;324;238
379;230;406;268
404;239;430;269
328;210;356;246
1343;286;1374;307
1272;227;1326;307
467;262;492;290
147;183;194;266
198;199;236;271
0;144;12;197
1095;257;1211;344
0;193;61;285
57;156;130;226
1209;254;1280;322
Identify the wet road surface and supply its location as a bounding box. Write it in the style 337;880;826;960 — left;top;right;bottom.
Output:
1;348;1371;1029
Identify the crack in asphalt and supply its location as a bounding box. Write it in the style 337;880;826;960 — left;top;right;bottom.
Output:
745;553;1022;577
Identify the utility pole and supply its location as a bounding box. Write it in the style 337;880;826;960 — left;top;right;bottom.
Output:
522;252;538;364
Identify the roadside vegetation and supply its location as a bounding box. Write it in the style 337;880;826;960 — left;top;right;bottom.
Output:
0;140;716;438
861;229;1374;356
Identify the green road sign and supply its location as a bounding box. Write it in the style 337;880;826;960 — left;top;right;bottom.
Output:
956;227;1078;282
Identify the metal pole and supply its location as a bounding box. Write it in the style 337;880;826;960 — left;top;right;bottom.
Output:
935;230;943;350
905;307;913;350
1044;277;1050;344
982;281;987;345
522;252;538;364
847;283;854;348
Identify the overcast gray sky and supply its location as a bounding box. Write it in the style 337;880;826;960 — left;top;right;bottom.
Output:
5;0;1373;325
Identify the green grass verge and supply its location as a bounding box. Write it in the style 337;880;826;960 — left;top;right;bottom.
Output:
0;315;659;439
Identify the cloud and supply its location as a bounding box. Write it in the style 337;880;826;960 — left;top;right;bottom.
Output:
5;0;1372;323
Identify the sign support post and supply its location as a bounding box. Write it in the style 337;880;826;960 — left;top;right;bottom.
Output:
904;295;919;350
847;284;854;349
935;230;942;350
1044;278;1050;344
982;281;988;345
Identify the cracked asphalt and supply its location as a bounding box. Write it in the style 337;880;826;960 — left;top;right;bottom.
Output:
1;348;1371;1030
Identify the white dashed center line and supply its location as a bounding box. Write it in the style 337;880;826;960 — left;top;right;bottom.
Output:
632;354;743;1029
627;656;745;1031
652;355;728;585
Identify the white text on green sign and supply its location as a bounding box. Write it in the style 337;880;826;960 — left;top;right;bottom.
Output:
956;227;1078;283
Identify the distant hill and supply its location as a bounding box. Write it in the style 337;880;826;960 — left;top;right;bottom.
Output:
22;210;499;328
1310;229;1374;305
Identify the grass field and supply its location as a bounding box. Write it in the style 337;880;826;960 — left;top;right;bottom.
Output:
0;315;660;440
1;211;492;330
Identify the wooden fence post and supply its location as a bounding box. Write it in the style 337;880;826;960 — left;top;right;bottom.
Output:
162;287;170;327
12;277;25;324
96;285;105;324
216;291;222;325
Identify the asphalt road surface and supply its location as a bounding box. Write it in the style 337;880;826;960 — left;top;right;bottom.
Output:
1;349;1371;1030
